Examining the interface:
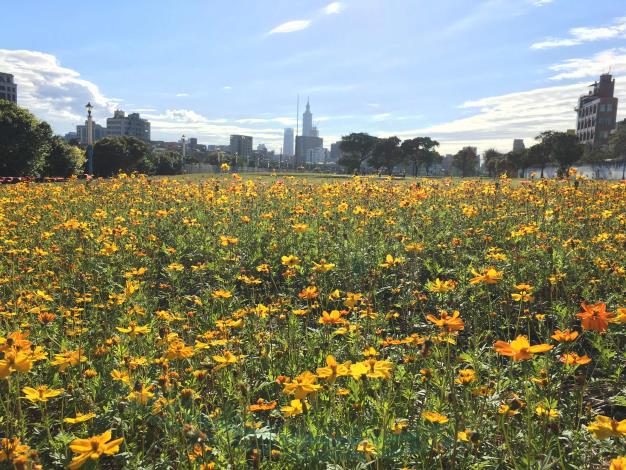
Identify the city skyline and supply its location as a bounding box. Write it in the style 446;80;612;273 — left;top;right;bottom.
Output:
1;0;626;154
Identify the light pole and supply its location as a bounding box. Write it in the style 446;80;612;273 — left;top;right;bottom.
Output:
85;102;94;174
181;134;186;162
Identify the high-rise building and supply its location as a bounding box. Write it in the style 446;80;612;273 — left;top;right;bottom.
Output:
295;136;324;166
330;142;343;162
295;99;323;165
302;99;313;137
283;128;294;157
0;72;17;103
576;74;618;148
77;121;108;144
513;139;525;152
230;135;253;159
106;110;151;142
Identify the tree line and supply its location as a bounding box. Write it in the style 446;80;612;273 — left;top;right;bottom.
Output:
0;100;183;177
338;128;626;177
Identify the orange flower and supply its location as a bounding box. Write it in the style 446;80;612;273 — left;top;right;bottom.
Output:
248;399;277;412
319;310;346;325
550;329;579;342
576;302;614;332
559;353;591;366
426;310;464;332
586;415;626;439
316;355;351;381
422;411;449;424
68;430;124;469
298;286;319;300
494;336;552;361
283;371;321;399
610;456;626;470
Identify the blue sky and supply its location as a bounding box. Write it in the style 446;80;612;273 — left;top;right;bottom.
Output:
1;0;626;153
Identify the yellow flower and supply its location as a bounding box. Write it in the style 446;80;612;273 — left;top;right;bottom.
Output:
350;358;393;380
283;371;321;399
211;289;232;299
469;267;503;285
111;369;131;385
391;418;409;434
426;278;457;293
281;399;304;417
535;405;560;421
68;430;124;469
22;385;63;403
281;255;301;267
380;254;405;269
312;259;335;273
455;369;477;385
292;223;308;233
422;411;449;424
51;349;87;371
64;412;96;424
426;310;465;332
586;415;626;439
220;163;230;172
212;351;244;371
610;456;626;470
356;439;378;459
166;262;184;272
319;310;346;325
316;355;351;381
127;384;155;405
116;321;150;338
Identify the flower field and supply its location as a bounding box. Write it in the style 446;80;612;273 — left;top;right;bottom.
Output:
1;174;625;469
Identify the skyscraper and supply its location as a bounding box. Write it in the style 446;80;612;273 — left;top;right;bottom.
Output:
283;128;294;157
513;139;525;152
302;99;313;137
0;72;17;103
230;135;253;159
576;74;618;148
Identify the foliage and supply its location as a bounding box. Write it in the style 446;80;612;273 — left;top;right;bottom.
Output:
452;146;479;177
547;132;584;175
369;136;402;174
93;136;152;177
0;99;53;176
338;133;379;171
42;137;86;177
401;137;440;176
0;175;624;469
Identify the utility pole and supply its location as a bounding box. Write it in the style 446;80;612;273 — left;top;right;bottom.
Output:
85;102;94;174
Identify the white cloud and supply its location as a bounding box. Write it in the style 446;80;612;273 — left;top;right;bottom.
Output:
324;2;343;15
549;48;626;80
222;86;232;90
530;0;553;6
532;17;626;49
175;92;190;97
392;77;626;155
269;20;311;34
0;48;120;131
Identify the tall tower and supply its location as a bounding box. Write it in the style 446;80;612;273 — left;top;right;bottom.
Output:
302;98;313;137
283;128;294;157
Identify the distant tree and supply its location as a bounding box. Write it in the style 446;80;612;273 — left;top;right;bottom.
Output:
0;100;52;176
338;133;379;172
581;144;609;163
608;124;626;179
483;148;504;177
507;149;528;176
154;151;183;175
526;141;551;178
549;132;583;176
369;136;402;175
93;136;152;177
452;147;479;177
42;137;85;177
400;137;440;176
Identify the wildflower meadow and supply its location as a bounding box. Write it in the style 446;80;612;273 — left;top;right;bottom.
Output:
0;174;625;469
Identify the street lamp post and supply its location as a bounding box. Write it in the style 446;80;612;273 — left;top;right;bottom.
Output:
181;134;186;162
85;102;94;174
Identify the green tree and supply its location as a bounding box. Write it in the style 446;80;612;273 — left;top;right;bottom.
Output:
155;151;183;175
483;148;504;177
400;137;440;176
338;133;379;172
93;136;152;177
526;142;551;177
608;124;626;179
0;100;52;176
42;137;85;177
369;136;402;175
452;146;478;177
548;132;583;176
